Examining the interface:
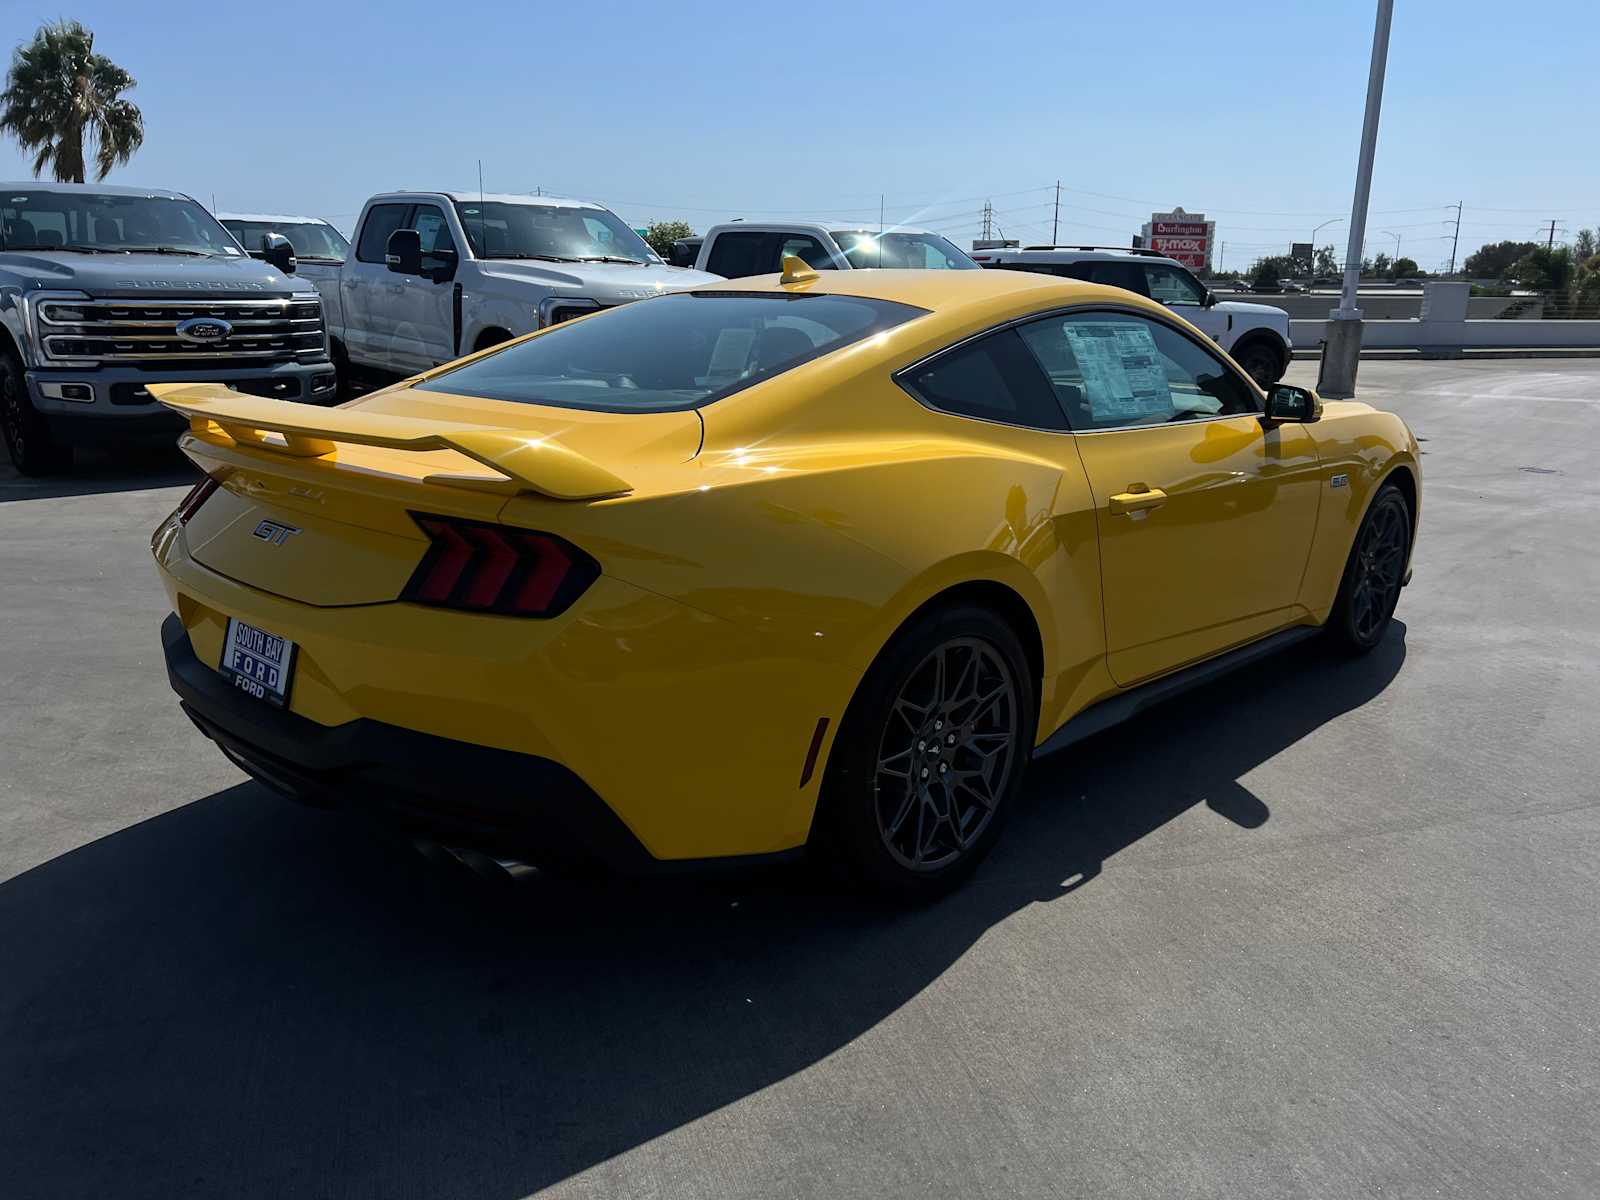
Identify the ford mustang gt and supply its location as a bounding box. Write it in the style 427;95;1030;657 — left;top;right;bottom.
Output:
150;260;1419;897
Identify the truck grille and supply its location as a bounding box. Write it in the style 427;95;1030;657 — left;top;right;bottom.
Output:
36;298;327;367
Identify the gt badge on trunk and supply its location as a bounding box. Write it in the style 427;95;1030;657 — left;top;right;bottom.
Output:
220;617;297;708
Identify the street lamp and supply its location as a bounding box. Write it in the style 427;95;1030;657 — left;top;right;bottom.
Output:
1311;217;1343;278
1381;230;1402;259
1319;0;1394;399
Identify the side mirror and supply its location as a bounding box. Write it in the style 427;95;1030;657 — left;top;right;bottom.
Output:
1263;383;1322;423
1203;290;1218;308
260;232;296;275
385;228;422;275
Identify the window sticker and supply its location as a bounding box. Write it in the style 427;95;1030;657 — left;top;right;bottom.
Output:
1062;321;1172;422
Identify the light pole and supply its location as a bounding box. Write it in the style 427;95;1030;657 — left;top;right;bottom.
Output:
1381;230;1401;260
1318;0;1393;399
1312;217;1342;278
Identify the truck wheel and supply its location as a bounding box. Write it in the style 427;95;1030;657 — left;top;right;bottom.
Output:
1233;339;1283;388
0;350;72;475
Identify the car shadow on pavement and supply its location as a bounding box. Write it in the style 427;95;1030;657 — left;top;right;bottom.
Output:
0;627;1405;1199
0;447;196;502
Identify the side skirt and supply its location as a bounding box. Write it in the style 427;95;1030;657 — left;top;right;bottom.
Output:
1034;625;1322;759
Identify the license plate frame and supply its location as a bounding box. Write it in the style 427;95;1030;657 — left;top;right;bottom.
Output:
219;617;297;709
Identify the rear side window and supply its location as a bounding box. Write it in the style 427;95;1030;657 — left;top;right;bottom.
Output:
779;234;836;269
897;328;1064;430
1086;262;1149;295
416;291;925;412
705;232;780;279
356;204;411;263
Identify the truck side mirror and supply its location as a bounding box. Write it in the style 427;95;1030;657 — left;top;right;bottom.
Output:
385;229;422;276
260;232;297;275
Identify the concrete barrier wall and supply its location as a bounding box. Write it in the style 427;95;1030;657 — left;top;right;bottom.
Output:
1287;281;1600;353
1291;318;1600;351
1220;291;1521;320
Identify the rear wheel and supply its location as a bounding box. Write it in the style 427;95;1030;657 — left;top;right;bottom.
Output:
0;349;71;475
817;605;1035;900
1327;484;1411;653
1233;338;1283;388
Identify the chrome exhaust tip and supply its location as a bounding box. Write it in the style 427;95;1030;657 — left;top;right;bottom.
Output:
412;836;537;886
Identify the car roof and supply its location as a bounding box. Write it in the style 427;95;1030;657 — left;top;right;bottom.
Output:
705;221;943;237
372;191;603;211
696;265;1170;327
1;180;190;200
975;246;1184;267
216;211;333;225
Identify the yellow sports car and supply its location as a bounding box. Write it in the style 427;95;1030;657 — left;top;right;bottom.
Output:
150;261;1419;897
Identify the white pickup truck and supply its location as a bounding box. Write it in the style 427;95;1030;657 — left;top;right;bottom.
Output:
323;191;719;381
693;221;980;277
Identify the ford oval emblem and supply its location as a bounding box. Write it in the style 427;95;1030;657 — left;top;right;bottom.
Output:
175;317;232;343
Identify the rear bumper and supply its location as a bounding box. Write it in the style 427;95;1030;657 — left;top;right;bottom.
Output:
162;612;667;873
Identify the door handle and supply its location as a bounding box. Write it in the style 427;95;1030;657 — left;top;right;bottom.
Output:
1108;486;1169;515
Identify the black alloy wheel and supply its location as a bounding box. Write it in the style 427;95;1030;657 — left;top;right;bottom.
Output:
0;350;70;475
874;637;1020;872
816;604;1036;899
1329;484;1411;653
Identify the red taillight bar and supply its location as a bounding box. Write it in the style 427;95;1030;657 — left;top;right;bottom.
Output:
175;477;220;523
402;513;599;618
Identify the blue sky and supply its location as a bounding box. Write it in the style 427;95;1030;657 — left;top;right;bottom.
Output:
1;0;1594;271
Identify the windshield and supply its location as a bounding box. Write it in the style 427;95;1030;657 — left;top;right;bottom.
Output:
417;291;925;413
451;201;660;264
0;190;242;255
222;219;349;261
830;230;978;270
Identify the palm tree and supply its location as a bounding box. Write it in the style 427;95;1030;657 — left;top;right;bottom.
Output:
0;20;143;183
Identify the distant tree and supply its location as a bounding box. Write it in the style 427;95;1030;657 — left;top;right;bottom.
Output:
1510;245;1575;292
0;20;142;182
1313;245;1338;276
1574;228;1597;261
1372;252;1392;277
1462;240;1539;280
643;219;694;259
1249;254;1299;287
1391;256;1420;279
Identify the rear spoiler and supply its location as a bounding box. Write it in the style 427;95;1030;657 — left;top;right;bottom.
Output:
147;384;632;501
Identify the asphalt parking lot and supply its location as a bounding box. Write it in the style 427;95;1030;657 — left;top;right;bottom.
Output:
3;359;1598;1199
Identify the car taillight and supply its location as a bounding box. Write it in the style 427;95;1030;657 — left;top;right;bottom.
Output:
175;477;220;523
402;513;599;618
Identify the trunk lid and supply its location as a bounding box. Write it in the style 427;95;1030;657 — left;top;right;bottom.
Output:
152;383;700;606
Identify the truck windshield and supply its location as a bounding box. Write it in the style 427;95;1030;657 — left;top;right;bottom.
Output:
222;219;349;261
830;231;979;270
0;190;242;256
416;291;925;413
451;201;660;264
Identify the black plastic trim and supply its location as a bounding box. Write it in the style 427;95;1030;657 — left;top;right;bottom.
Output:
1034;625;1321;758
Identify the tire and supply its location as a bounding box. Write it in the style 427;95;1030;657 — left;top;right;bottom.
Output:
0;348;72;475
1233;338;1284;388
1326;484;1412;654
816;604;1037;900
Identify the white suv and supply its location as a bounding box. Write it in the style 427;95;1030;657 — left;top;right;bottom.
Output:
970;245;1292;385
